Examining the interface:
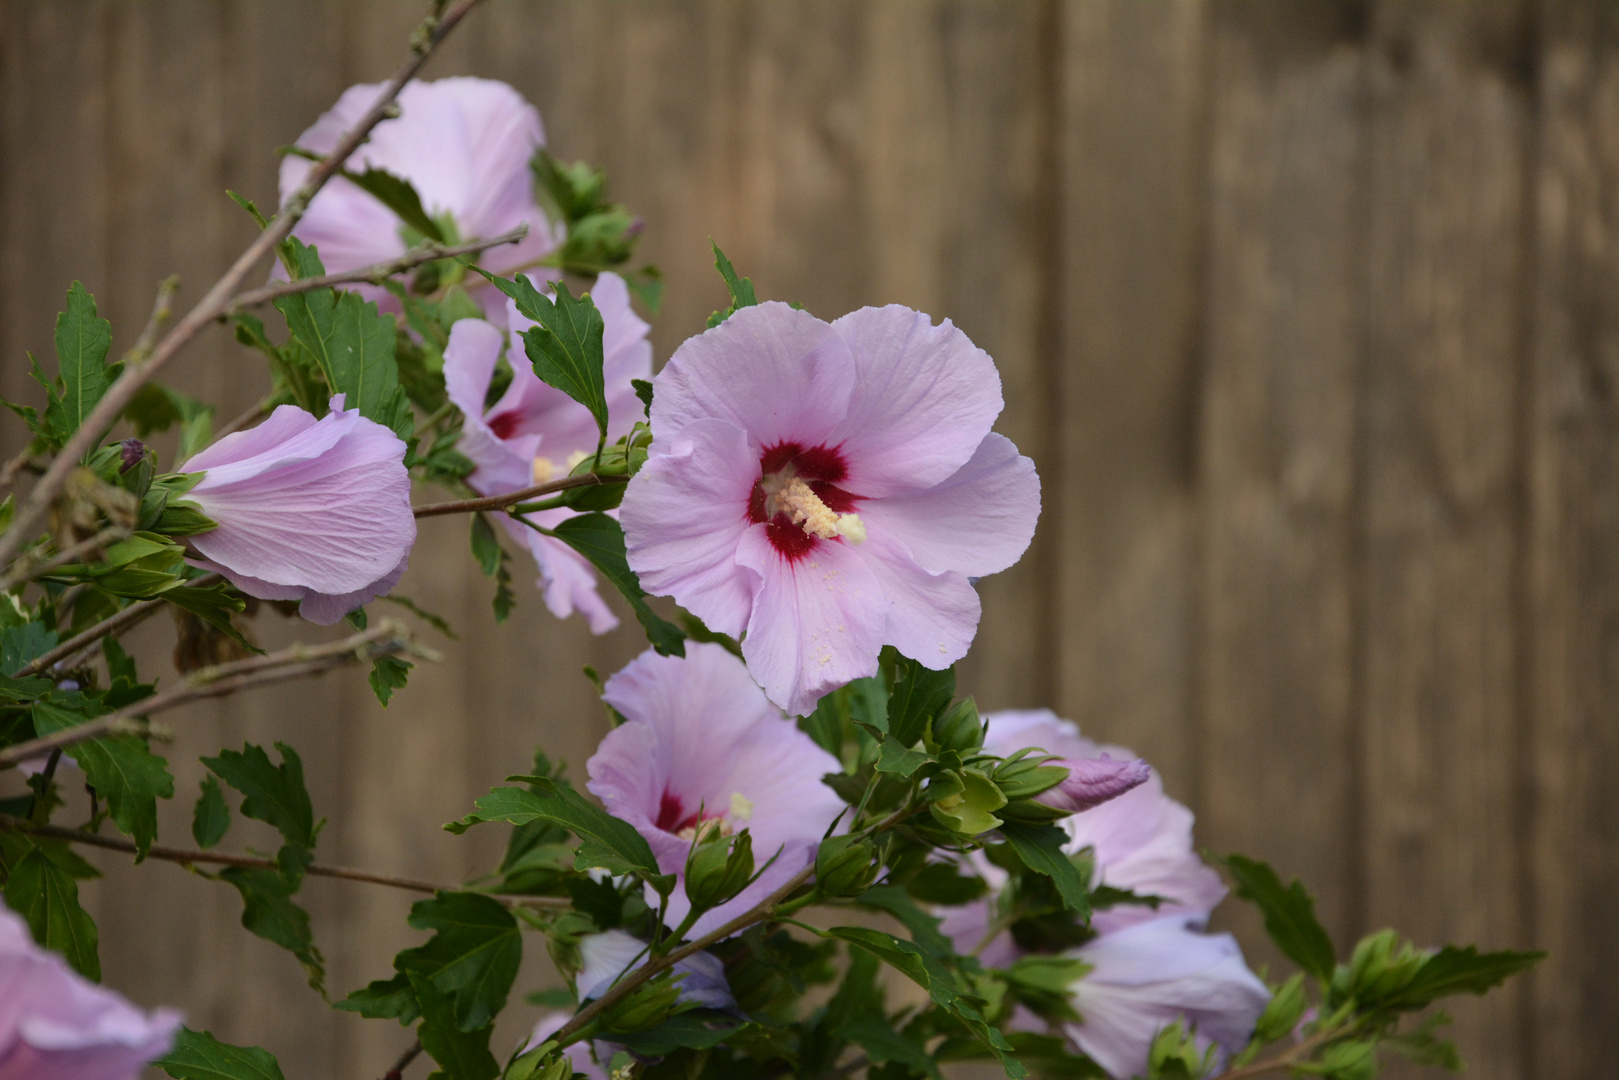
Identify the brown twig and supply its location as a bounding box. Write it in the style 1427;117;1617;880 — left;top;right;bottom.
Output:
0;621;434;768
0;450;40;493
0;820;567;908
225;225;528;313
412;473;614;519
381;1040;424;1080
0;524;129;592
1210;1027;1343;1080
0;0;489;573
122;275;181;366
17;572;223;677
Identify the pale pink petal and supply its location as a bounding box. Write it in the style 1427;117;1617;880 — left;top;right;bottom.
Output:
857;434;1040;578
736;527;888;717
178;404;328;474
1064;917;1269;1080
649;302;855;452
856;531;980;670
576;930;733;1011
443;319;536;494
501;512;619;634
622;420;759;639
1041;755;1152;814
827;305;1003;497
295;552;410;626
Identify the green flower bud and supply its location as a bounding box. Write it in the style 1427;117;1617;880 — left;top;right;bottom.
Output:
993;753;1071;802
815;835;879;898
505;1043;571;1080
684;829;755;910
930;697;983;754
996;797;1072;825
602;972;683;1033
929;768;1007;837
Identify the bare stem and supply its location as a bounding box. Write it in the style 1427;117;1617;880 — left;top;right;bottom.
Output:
413;473;617;519
18;572;223;677
0;0;489;573
381;1040;424;1080
1211;1026;1344;1080
0;819;567;908
123;275;181;366
225;224;528;313
0;524;129;591
0;621;434;768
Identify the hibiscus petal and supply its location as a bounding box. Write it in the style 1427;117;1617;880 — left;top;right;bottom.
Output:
650;302;856;452
859;433;1040;578
178;404;331;476
828;305;1004;497
443;320;536;494
736;526;888;717
857;532;981;670
622;419;759;638
502;512;619;634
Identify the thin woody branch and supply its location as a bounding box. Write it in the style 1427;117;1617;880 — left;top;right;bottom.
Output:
122;275;181;366
413;472;618;518
0;524;129;592
18;572;223;677
0;819;567;908
0;0;489;572
0;621;436;769
224;223;528;313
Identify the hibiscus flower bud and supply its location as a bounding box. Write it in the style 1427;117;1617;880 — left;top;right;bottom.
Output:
684;830;755;911
601;972;684;1034
118;438;148;474
930;696;984;754
814;836;879;898
177;396;415;625
927;768;1007;837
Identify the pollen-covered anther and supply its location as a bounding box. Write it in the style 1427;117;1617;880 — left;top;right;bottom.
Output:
770;476;866;544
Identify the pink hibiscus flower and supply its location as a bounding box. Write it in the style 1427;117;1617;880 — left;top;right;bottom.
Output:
180;396;415;625
442;272;652;631
586;643;845;938
621;302;1040;716
0;902;182;1080
280;77;559;311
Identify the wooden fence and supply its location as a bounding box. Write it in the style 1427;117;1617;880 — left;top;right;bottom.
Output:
1;3;1613;1078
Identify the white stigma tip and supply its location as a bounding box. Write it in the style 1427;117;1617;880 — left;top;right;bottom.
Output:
730;791;754;821
531;456;556;485
835;513;867;545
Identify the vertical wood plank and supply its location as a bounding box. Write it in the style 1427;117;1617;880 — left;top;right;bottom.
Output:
1361;3;1534;1076
1527;5;1619;1077
1197;2;1366;959
1054;0;1206;790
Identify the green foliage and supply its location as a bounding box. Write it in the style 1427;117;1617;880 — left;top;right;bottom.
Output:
344;166;445;243
531;150;651;283
124;383;215;463
32;697;173;859
369;655;413;706
155;1027;287;1080
202;742;317;851
1221;854;1336;982
707;241;757;327
483;272;609;442
469;514;517;623
393;892;522;1033
883;650;955;748
998;822;1089;916
218;867;325;993
336;974;420;1025
548;513;685;656
192;775;231;849
2;843;100;979
447;777;661;883
2;622;57;677
44;282;116;448
410;972;500;1080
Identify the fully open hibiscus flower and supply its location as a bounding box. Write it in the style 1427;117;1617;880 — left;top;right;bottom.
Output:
586;643;844;937
280;77;558;311
443;272;651;630
622;302;1040;716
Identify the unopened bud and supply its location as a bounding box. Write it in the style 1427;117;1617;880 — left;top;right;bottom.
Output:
814;835;878;898
930;697;983;754
685;830;754;910
928;768;1007;837
505;1044;571;1080
601;973;683;1033
119;439;148;474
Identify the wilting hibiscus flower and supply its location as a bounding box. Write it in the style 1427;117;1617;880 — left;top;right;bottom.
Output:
622;303;1040;716
280;77;558;310
180;396;415;624
0;902;182;1080
443;272;652;630
1061;916;1269;1079
586;643;845;937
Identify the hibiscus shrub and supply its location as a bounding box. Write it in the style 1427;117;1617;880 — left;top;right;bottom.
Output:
0;6;1539;1080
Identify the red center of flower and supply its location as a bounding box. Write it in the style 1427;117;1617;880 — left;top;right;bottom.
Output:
488;411;520;440
656;790;697;833
748;442;861;562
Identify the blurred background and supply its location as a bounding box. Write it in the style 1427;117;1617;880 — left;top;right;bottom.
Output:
2;2;1615;1078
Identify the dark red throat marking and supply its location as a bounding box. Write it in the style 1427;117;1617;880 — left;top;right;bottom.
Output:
750;441;862;563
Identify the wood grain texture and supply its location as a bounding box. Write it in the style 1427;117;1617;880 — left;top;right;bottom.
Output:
1527;4;1619;1077
1360;3;1534;1077
1197;1;1365;961
1054;0;1206;790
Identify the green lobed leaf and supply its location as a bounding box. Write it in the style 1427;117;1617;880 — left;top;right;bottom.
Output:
395;892;522;1033
548;513;684;656
613;1010;747;1056
336;973;420;1025
2;622;57;677
711;241;757;312
344;167;445;243
1382;946;1545;1012
855;885;954;959
1221;854;1337;983
410;972;500;1080
999;821;1090;916
874;735;931;779
160;580;253;653
884;650;955;748
192;775;231;849
837;1015;942;1080
48;281;115;444
482;272;609;439
155;1027;287;1080
218;867;324;993
905;861;989;906
202;742;316;850
32;697;173;860
445;779;659;880
3;845;100;979
369;655;413;707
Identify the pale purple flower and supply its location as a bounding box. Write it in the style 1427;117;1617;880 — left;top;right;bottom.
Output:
576;929;734;1011
984;710;1226;934
280;77;558;312
1062;916;1269;1080
179;396;415;625
586;643;845;937
0;903;182;1080
622;302;1040;716
442;273;653;631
